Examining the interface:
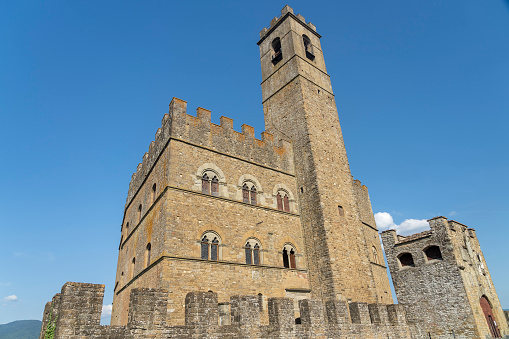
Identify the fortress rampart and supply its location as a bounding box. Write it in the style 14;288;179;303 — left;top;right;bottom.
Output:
125;97;294;210
41;282;419;339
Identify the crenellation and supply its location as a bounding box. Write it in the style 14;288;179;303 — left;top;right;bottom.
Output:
39;6;507;339
368;303;389;325
41;283;416;338
125;97;294;210
349;302;371;325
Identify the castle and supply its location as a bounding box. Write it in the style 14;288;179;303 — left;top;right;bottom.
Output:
39;6;508;339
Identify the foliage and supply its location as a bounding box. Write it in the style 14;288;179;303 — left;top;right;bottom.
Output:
44;305;57;339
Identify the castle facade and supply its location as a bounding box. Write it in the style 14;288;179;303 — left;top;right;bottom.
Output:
39;6;507;339
110;4;391;326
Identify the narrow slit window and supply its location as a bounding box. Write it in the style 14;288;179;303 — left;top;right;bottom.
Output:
151;183;157;203
138;204;142;222
338;205;344;217
145;243;151;267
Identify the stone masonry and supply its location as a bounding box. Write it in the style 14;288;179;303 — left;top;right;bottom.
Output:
111;5;391;327
41;281;416;339
382;217;509;338
40;5;508;339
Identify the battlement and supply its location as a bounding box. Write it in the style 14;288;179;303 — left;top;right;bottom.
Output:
258;5;319;43
125;97;294;208
41;282;416;339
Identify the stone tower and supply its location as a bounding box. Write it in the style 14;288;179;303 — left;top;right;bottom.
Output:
381;217;509;338
258;5;391;303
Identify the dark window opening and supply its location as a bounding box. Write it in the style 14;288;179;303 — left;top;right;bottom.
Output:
271;38;282;64
295;317;302;324
283;249;289;268
138;204;142;222
425;246;443;261
338;205;344;217
152;183;157;203
399;253;415;267
282;246;296;269
302;34;315;60
145;243;152;267
258;293;263;312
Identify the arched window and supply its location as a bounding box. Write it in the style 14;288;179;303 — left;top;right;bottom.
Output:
131;257;136;278
372;246;379;265
245;239;261;265
242;182;258;205
276;190;290;212
138;204;142;222
424;246;442;261
282;244;297;269
202;171;220;196
272;37;282;64
151;183;157;203
145;243;151;267
398;253;415;267
200;232;221;261
302;34;314;60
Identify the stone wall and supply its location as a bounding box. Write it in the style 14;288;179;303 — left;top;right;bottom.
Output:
42;282;418;339
381;217;509;338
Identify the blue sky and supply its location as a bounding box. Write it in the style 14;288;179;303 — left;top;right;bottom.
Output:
1;1;508;325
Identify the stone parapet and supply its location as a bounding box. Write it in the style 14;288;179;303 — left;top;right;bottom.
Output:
41;282;417;339
125;97;294;209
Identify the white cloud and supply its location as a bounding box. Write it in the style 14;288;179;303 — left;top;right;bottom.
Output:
448;211;457;217
375;212;430;236
101;304;112;318
4;295;18;301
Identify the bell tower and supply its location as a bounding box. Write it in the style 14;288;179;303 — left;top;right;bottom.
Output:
258;6;391;303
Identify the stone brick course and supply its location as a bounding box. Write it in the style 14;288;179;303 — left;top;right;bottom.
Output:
42;282;415;339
